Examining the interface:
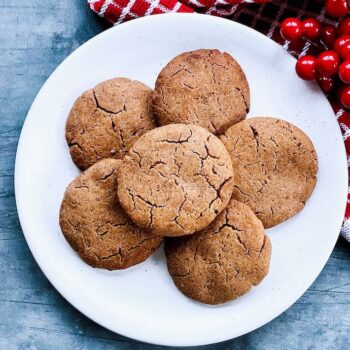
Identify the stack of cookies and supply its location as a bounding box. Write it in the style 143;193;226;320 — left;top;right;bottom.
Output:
60;49;318;305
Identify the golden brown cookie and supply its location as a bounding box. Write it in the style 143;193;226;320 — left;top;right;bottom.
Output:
220;117;318;228
152;49;250;135
165;199;271;305
59;159;162;270
117;124;235;237
66;78;156;170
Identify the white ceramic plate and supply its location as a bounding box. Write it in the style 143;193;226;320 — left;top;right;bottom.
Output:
15;13;348;347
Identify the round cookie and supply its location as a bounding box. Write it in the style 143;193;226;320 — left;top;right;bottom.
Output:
59;159;162;270
117;124;235;237
152;49;250;135
165;199;271;305
66;78;156;170
220;117;318;228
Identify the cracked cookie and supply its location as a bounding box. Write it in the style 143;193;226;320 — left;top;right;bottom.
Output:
152;49;250;135
165;199;271;305
117;124;235;237
59;159;162;270
66;78;156;170
220;117;318;228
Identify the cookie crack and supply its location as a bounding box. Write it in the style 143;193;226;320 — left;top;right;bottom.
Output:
196;208;207;220
126;188;136;211
194;173;218;206
149;206;154;228
204;144;220;159
156;88;173;118
131;149;143;168
147;160;167;173
250;125;260;153
171;272;191;278
171;184;188;230
67;219;78;230
81;232;90;250
170;67;193;78
195;173;232;210
134;193;165;209
234;184;253;200
235;232;250;254
68;141;83;151
108;221;129;229
127;236;157;252
233;265;240;278
217;176;233;198
212;165;219;175
74;184;89;189
258;236;267;257
158;129;193;144
93;90;123;115
127;190;165;228
97;231;108;237
215;211;243;234
191;141;220;164
97;169;115;181
174;156;181;174
67;220;90;250
235;87;249;113
183;83;194;90
210;61;217;84
115;125;126;150
95;248;122;261
256;179;268;194
269;136;278;147
216;222;243;233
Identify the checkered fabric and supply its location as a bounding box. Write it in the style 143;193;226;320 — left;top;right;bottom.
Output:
88;0;350;241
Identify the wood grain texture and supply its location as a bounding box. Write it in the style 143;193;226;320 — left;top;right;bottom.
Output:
0;1;349;349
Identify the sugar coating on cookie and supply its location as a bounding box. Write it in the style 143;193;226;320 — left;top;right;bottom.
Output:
59;159;162;270
117;124;235;237
165;199;271;305
66;78;156;170
152;49;250;135
220;117;318;228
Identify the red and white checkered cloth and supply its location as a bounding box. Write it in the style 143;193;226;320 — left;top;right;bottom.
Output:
88;0;350;241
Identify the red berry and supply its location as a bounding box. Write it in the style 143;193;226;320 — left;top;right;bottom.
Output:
280;18;303;41
317;74;336;93
302;18;321;40
339;60;350;83
326;0;349;18
317;51;340;76
340;41;350;59
296;56;317;80
340;86;350;108
337;18;350;35
321;25;337;48
333;35;350;54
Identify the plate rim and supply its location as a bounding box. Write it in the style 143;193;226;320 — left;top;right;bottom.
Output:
14;13;348;347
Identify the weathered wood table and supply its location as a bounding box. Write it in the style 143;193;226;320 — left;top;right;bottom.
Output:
1;1;350;349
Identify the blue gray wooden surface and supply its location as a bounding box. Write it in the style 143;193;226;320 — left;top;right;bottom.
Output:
1;1;350;349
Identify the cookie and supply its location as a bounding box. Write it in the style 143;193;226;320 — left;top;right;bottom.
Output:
165;199;271;305
59;159;162;270
117;124;235;237
66;78;156;170
152;49;250;135
220;117;318;228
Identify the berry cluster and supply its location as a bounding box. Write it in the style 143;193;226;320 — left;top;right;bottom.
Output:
280;0;350;108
